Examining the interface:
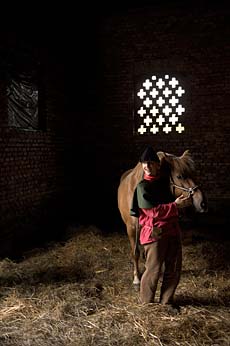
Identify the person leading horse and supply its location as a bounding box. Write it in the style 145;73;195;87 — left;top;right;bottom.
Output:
130;146;192;306
118;146;207;305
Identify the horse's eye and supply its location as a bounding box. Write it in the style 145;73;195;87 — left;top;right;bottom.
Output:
177;174;188;180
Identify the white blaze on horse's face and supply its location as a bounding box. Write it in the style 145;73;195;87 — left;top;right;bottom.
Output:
141;161;160;176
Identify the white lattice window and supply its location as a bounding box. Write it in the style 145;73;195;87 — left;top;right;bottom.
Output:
134;75;186;135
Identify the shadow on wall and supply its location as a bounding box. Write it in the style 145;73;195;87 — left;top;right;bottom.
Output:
65;149;123;231
179;198;230;242
0;193;67;260
66;177;122;232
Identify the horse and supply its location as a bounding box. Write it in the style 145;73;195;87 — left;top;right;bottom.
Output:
117;149;207;286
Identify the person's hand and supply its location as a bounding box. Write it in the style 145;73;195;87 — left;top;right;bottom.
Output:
175;194;192;208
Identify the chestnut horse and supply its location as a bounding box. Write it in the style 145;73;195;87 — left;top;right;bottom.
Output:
117;150;207;286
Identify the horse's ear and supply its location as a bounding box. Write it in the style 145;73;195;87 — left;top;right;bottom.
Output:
180;149;191;159
157;151;167;161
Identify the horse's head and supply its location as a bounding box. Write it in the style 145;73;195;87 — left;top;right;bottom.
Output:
157;150;208;213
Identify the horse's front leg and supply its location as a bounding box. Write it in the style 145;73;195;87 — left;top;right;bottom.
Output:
127;223;141;287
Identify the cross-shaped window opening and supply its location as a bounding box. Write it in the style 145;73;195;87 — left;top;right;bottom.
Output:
134;74;186;135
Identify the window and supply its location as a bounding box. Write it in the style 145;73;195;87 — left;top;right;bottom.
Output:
6;63;45;131
134;74;186;135
7;76;39;130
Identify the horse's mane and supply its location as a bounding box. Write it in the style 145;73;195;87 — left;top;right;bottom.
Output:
158;150;195;177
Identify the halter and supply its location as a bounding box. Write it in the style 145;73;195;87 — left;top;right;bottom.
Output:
171;182;199;196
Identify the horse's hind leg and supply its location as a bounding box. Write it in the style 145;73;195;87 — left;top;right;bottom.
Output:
127;223;141;286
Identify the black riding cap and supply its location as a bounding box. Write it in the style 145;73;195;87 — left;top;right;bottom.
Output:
140;146;160;163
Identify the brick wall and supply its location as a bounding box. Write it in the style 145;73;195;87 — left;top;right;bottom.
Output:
0;38;66;256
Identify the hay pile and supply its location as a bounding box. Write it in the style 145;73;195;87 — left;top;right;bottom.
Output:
0;225;229;346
